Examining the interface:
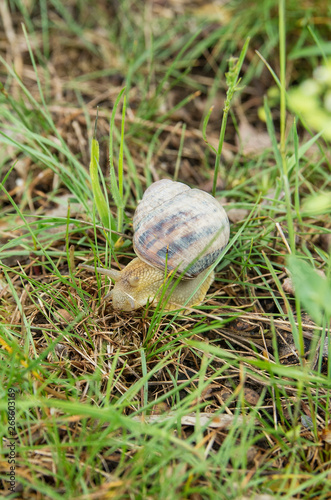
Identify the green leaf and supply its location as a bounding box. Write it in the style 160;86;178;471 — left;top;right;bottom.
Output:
109;87;126;233
286;255;331;325
302;191;331;216
109;166;123;208
289;42;331;60
202;106;217;154
263;97;283;171
109;87;126;170
286;130;323;174
89;135;110;230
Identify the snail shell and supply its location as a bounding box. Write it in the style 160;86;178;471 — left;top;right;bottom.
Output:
133;179;230;278
81;179;230;311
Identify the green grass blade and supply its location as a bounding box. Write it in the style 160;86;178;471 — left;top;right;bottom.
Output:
89;121;110;230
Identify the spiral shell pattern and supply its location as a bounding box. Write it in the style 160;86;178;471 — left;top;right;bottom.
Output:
133;179;230;278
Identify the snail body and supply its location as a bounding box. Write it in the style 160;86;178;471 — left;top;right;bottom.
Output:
83;179;230;311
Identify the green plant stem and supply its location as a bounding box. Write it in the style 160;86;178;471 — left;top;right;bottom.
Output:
212;37;250;197
117;93;127;233
109;87;126;236
89;111;110;230
212;107;228;197
279;0;286;167
278;0;296;253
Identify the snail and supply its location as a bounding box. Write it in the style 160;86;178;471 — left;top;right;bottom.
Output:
81;179;230;311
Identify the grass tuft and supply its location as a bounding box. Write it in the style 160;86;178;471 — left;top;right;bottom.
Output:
0;1;330;499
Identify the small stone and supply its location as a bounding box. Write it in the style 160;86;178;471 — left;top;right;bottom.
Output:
219;388;232;402
322;337;329;358
319;233;331;253
227;208;248;223
53;309;74;323
243;388;260;406
320;425;331;444
282;277;295;295
55;343;69;358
